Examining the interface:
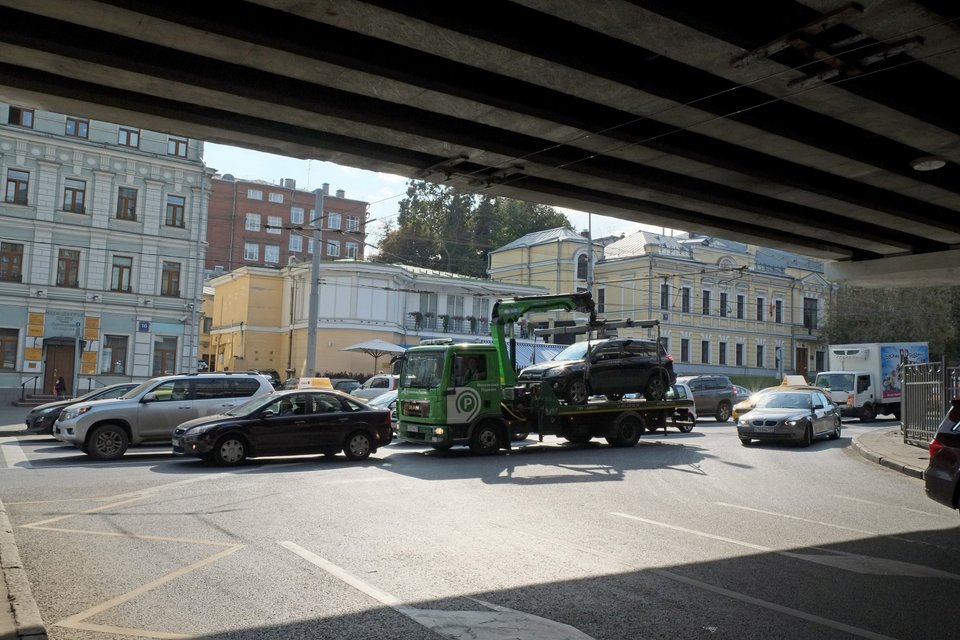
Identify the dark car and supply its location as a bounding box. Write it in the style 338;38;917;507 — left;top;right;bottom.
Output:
517;338;676;405
736;389;841;447
24;382;138;435
677;375;738;422
925;408;960;511
172;389;392;465
249;369;282;389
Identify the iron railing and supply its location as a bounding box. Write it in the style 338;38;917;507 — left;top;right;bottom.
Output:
901;361;960;448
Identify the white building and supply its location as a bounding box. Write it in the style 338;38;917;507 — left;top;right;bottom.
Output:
0;103;211;401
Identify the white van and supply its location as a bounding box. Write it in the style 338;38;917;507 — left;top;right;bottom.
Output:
54;372;274;459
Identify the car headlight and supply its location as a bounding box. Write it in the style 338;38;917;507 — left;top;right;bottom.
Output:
61;405;93;421
784;414;807;427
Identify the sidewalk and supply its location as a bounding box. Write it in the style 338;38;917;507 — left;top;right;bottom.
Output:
0;407;930;640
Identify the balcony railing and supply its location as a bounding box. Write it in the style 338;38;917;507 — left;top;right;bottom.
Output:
403;316;536;339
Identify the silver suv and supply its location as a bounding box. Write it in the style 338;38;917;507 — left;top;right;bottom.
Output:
677;374;737;422
54;372;274;459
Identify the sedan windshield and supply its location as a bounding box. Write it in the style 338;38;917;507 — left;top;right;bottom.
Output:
756;392;813;410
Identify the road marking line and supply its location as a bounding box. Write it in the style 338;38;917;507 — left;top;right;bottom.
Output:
714;502;878;535
55;544;243;638
611;512;770;551
279;541;403;607
830;494;944;517
0;438;33;469
22;496;149;527
23;525;239;546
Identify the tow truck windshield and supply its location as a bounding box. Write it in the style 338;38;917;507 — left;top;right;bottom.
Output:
400;352;444;389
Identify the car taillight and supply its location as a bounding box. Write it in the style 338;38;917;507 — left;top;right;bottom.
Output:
384;412;392;426
665;354;674;362
929;436;944;459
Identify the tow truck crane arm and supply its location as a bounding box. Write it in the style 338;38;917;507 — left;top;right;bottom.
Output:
490;292;597;386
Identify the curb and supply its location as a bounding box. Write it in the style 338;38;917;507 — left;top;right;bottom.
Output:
851;437;925;480
0;498;47;640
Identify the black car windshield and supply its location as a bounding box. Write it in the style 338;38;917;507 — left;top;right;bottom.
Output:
224;393;278;416
551;342;591;361
756;392;813;410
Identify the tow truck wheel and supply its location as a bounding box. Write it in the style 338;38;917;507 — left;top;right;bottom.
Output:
470;422;501;455
565;379;590;405
606;414;642;447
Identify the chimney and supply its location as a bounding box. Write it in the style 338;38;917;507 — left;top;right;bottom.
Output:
336;189;345;198
283;178;296;189
322;182;329;195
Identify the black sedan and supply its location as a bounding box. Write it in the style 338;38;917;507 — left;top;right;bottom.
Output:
736;389;841;447
25;382;138;435
925;408;960;512
172;390;393;465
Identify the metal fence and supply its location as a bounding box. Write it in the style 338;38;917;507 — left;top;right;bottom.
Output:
901;361;960;448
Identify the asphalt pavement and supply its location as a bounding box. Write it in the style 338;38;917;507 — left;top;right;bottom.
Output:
0;403;933;640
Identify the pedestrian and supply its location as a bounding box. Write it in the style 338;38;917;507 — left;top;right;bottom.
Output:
55;376;66;398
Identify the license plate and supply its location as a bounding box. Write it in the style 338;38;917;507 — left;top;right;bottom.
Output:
405;425;418;433
755;426;773;432
172;438;181;447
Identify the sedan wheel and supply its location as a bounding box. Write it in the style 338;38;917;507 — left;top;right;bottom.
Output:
343;431;373;461
87;424;129;460
214;436;247;465
829;418;841;440
801;424;813;447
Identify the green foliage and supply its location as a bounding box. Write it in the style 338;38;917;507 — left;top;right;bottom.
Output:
373;179;572;277
823;285;960;361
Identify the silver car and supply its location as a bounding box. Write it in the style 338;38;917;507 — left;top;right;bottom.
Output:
736;389;840;447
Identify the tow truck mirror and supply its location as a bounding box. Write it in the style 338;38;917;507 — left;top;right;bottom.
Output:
813;404;823;410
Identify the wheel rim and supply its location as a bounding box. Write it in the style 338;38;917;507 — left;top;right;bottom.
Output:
348;433;371;457
477;428;498;449
646;377;665;401
834;420;841;439
568;380;588;404
717;403;730;421
218;439;245;464
95;430;123;455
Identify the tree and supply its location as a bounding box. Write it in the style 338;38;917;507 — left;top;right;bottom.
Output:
373;179;572;277
823;285;960;361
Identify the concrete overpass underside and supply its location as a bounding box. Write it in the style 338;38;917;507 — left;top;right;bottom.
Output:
0;0;958;285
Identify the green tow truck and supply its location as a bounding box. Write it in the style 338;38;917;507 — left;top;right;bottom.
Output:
396;292;693;454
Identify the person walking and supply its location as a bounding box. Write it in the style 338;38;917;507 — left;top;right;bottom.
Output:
55;376;67;398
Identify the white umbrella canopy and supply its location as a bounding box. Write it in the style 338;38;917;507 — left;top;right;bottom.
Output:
341;339;408;372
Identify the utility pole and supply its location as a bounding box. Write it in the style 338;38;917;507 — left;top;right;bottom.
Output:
305;187;323;377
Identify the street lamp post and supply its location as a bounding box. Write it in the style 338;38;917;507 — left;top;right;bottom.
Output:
305;188;323;377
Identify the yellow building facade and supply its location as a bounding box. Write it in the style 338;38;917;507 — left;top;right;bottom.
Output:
488;228;832;381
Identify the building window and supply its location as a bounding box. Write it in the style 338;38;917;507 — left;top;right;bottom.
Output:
576;254;589;280
681;287;691;313
8;107;33;127
268;192;283;203
756;345;765;368
736;294;745;319
65;117;89;138
816;350;825;371
118;127;140;147
736;343;744;366
167;136;188;157
0;242;24;282
756;297;765;321
244;243;259;261
57;249;80;287
247;189;262;200
110;256;133;292
102;335;128;374
152;336;178;376
702;290;711;315
290;207;304;225
660;283;670;310
264;245;280;264
775;299;783;323
701;340;710;364
245;213;261;231
720;292;728;318
719;341;727;365
161;262;181;297
307;238;314;254
327;212;342;230
326;240;340;257
266;216;282;234
165;195;186;227
345;241;358;258
117;187;137;220
680;339;690;363
346;215;360;232
5;169;29;204
62;178;86;213
803;297;819;330
289;235;303;252
597;287;605;314
0;328;17;370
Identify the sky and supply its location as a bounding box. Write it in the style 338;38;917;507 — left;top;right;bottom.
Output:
202;142;668;253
